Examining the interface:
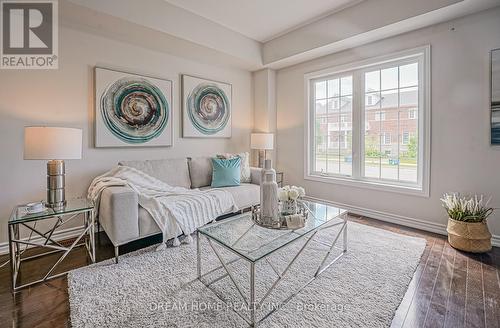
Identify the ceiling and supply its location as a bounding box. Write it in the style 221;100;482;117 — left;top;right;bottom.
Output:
163;0;364;42
64;0;500;70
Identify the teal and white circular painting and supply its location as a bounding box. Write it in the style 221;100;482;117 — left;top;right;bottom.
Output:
100;77;169;143
186;83;230;135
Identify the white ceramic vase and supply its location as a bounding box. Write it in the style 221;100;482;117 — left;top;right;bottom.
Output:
261;172;279;221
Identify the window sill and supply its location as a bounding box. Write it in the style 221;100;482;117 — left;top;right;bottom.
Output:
304;173;429;198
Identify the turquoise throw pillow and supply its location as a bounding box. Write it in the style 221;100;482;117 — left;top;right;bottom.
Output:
211;157;241;188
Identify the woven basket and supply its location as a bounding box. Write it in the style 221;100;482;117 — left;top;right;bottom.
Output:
446;218;492;253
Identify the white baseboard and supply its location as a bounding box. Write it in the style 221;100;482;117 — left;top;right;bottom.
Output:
0;225;85;256
304;196;500;247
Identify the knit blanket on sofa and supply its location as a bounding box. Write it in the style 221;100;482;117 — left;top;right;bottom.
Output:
88;166;238;249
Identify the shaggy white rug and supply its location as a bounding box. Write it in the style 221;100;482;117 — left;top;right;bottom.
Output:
68;221;425;328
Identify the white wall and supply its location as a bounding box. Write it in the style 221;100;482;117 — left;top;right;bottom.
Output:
276;8;500;241
63;0;262;69
0;26;253;244
253;69;277;166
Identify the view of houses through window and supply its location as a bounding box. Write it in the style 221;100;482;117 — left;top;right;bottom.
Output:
364;63;419;182
311;56;422;187
314;76;353;176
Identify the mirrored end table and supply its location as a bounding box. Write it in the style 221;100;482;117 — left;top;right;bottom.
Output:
8;198;95;292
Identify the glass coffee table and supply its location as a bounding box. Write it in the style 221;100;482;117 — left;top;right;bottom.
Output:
197;200;348;327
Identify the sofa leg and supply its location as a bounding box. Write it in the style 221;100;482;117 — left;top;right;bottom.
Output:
114;246;119;264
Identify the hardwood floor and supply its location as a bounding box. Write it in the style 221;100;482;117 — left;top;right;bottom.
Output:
348;215;500;328
0;215;498;328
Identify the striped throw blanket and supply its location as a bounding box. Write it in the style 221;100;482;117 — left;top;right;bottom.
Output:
88;166;238;249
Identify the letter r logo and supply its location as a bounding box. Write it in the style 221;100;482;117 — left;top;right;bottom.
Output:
2;1;53;54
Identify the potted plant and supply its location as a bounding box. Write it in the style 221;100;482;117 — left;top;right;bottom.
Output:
278;185;305;215
441;193;494;253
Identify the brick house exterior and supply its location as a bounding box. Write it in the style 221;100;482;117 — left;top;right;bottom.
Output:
315;88;418;159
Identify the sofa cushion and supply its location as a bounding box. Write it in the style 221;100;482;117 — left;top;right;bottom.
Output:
187;157;212;188
211;157;241;188
119;158;191;189
201;183;259;209
217;152;251;183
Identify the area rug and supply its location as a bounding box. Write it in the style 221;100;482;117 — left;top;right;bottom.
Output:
68;221;426;328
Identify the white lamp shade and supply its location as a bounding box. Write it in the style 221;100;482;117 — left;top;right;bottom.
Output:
24;127;83;160
250;133;274;150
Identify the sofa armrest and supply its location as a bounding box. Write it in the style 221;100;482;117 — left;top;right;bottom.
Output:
99;186;139;246
250;167;262;185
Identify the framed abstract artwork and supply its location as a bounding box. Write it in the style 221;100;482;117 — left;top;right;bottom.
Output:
94;67;173;147
492;48;500;145
182;74;232;138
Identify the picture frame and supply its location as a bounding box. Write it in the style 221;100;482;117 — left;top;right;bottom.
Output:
94;67;173;147
491;48;500;145
181;74;232;138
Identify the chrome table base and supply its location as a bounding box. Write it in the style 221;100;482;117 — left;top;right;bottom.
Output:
197;215;348;327
8;209;95;292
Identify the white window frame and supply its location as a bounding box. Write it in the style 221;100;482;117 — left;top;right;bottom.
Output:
304;46;431;197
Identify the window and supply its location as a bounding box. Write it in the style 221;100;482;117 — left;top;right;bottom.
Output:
381;132;391;145
409;109;417;119
374;111;386;121
306;47;430;195
402;132;410;145
313;75;353;176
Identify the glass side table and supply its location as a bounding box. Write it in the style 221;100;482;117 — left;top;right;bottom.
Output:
8;198;95;292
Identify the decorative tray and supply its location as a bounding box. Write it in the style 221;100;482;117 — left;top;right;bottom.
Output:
251;202;309;230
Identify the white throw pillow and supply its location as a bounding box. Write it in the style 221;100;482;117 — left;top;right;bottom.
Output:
217;152;251;183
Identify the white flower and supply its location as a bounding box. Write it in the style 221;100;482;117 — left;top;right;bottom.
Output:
440;192;494;222
289;189;299;200
278;189;289;201
289;186;305;198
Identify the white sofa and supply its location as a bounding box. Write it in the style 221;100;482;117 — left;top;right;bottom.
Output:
98;157;261;262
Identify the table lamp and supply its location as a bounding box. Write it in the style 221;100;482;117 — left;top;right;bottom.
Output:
24;127;82;209
250;133;274;168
